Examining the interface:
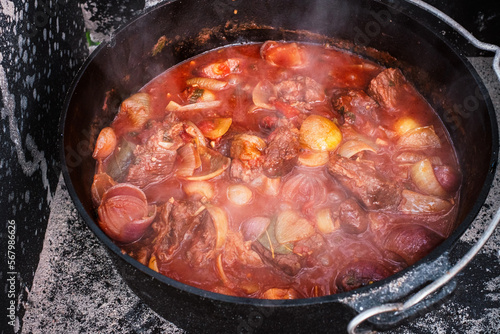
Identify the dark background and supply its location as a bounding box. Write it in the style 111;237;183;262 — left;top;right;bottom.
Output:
0;0;498;333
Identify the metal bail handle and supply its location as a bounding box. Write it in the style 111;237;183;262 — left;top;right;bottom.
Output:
347;207;500;334
347;1;500;332
406;0;500;81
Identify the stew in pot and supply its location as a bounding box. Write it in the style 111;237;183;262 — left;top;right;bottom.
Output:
91;41;461;299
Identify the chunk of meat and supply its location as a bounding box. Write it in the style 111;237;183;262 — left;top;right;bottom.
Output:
230;159;263;183
223;231;263;267
367;68;409;110
275;76;325;111
339;198;369;234
154;199;207;264
229;134;267;183
262;125;300;178
126;121;185;187
183;212;217;267
332;90;379;126
336;260;392;292
367;68;432;115
327;155;402;210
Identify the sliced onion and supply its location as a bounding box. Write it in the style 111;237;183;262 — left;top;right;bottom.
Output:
206;204;228;250
120;93;151;129
148;254;158;272
397;126;441;150
399;189;452;214
261;288;298;299
298;150;329;167
197;117;232;140
275;210;315;244
184;121;208;147
184;146;231;181
394;152;443;165
250;174;281;196
260;41;305;68
315;208;339;234
252;80;277;109
198;89;216;102
91;173;116;207
166;100;222;112
200;58;241;79
93;127;117;160
186;77;228;91
338;139;376;158
176;143;201;177
227;184;253;205
98;183;156;243
241;216;271;241
183;181;215;200
216;253;231;287
410;159;447;197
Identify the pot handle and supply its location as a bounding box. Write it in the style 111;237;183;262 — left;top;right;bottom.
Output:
347;207;500;334
405;0;500;81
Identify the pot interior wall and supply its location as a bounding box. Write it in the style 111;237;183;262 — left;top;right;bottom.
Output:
61;0;497;332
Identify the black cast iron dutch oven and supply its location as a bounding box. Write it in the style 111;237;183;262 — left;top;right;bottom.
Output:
60;0;499;332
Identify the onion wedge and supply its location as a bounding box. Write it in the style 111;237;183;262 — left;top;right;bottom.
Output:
338;139;377;158
181;146;230;181
315;208;340;234
186;77;228;91
275;210;315;244
176;143;201;178
397;126;441;150
183;181;215;200
241;216;271;241
206;205;228;250
197;117;232;140
252;80;277;109
410;159;447;197
400;189;452;214
166;100;222;112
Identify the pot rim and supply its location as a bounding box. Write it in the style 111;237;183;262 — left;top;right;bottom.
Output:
59;0;499;308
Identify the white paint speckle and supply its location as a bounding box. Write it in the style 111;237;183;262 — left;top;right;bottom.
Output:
0;0;15;19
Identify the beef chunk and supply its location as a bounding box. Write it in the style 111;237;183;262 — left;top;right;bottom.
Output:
332;90;379;125
230;158;264;183
367;68;410;110
327;156;401;210
275;76;325;110
262;125;300;178
336;260;391;292
154;199;207;263
339;198;369;234
126;121;185;187
183;213;217;267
